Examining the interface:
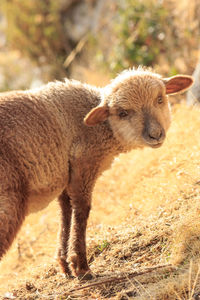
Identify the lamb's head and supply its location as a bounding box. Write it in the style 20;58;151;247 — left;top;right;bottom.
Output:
84;69;193;150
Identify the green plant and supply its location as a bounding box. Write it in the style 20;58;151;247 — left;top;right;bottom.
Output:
100;0;169;73
97;240;110;252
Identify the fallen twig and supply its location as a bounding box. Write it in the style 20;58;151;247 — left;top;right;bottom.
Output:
69;263;176;293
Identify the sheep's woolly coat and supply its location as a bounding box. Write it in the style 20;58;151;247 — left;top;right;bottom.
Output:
0;81;118;213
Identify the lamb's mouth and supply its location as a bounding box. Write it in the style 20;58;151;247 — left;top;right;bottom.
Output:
143;137;165;148
147;142;163;148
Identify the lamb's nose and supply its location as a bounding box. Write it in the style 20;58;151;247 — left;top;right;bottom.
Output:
148;129;163;141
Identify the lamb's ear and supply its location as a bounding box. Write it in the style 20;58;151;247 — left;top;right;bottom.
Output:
163;75;194;95
84;106;109;126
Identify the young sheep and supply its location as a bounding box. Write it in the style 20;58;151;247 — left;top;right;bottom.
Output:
0;68;193;279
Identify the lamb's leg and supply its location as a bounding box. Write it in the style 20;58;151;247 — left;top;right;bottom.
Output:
57;189;72;276
0;189;27;259
68;199;91;279
66;159;96;279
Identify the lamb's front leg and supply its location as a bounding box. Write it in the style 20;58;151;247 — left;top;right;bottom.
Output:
68;197;92;279
66;161;95;279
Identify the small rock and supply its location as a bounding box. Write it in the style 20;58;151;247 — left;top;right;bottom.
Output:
193;291;200;300
3;292;16;299
25;281;37;291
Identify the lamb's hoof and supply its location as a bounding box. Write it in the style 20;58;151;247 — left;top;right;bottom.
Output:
58;257;73;278
78;272;94;281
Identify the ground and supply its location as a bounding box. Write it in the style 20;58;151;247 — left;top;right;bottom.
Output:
1;103;200;299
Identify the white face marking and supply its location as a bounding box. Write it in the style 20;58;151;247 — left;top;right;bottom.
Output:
109;117;144;149
116;122;136;143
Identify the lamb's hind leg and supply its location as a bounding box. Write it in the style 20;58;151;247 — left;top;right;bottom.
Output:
0;187;27;259
57;189;72;276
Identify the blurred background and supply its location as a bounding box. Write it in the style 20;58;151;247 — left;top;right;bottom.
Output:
0;0;199;92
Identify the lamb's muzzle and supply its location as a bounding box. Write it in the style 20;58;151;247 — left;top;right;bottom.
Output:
142;116;166;147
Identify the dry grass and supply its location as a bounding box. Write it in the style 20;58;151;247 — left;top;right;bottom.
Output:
0;102;200;299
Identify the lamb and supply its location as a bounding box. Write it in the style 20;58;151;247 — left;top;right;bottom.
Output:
0;68;193;279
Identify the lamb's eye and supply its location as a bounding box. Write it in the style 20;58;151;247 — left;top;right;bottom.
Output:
119;110;128;118
157;96;163;104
